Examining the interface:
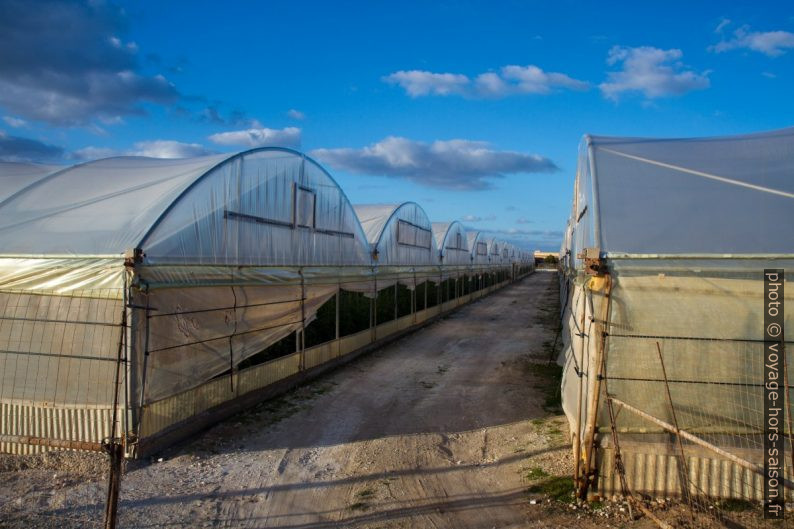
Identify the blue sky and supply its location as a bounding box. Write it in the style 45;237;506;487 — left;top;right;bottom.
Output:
1;1;793;251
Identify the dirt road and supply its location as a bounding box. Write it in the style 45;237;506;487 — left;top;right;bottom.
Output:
2;272;628;528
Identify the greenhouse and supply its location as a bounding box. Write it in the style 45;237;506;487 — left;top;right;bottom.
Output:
432;221;476;300
0;148;532;456
559;128;794;501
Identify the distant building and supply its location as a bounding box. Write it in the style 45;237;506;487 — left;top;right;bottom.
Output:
533;251;557;265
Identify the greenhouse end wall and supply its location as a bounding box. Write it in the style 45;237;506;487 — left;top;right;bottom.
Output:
560;257;794;501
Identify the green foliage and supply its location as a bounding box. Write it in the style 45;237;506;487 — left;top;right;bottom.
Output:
237;331;296;370
304;294;336;348
397;283;412;317
715;498;757;512
426;281;439;308
544;255;559;264
339;289;371;337
525;467;549;480
526;476;575;503
376;285;396;324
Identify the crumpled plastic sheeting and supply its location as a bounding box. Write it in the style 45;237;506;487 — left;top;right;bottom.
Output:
134;283;337;403
0;258;126;296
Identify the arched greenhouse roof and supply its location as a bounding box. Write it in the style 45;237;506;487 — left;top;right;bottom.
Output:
431;221;470;265
0;161;62;202
486;238;503;264
467;231;489;265
0;148;371;266
353;202;437;266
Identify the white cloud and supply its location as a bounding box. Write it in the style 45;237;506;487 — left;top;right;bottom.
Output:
715;18;731;34
287;109;305;120
600;46;710;100
516;217;533;224
72;140;213;160
2;116;27;128
384;65;587;98
131;140;213;158
498;65;589;94
311;136;558;191
208;126;301;148
478;227;564;252
383;70;470;97
462;214;496;222
71;146;119;160
710;26;794;56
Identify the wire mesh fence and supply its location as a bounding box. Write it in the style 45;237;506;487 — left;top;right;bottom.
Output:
587;262;794;527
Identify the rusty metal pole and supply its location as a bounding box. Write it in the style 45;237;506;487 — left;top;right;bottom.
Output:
104;271;129;529
656;342;694;511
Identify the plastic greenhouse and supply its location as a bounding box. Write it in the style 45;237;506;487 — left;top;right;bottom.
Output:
559;129;794;501
432;221;469;266
0;148;533;456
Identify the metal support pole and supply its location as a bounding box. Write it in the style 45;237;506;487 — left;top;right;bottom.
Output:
299;268;306;370
656;342;694;508
335;285;340;341
424;276;428;312
573;288;587;490
412;270;417;324
104;274;128;529
371;273;377;342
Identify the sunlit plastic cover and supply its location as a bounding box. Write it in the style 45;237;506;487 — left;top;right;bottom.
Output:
485;238;503;265
0;162;61;203
353;203;437;266
432;221;471;265
0;154;229;255
467;231;489;265
143;150;371;266
0;149;372;266
586;128;794;255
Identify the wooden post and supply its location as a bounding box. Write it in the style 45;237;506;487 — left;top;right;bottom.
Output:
578;273;613;499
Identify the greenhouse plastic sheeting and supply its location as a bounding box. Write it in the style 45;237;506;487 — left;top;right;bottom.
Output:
0;162;61;202
144;150;371;266
0;149;372;266
353;203;437;267
432;221;471;265
133;283;337;403
468;232;490;265
573;128;794;259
